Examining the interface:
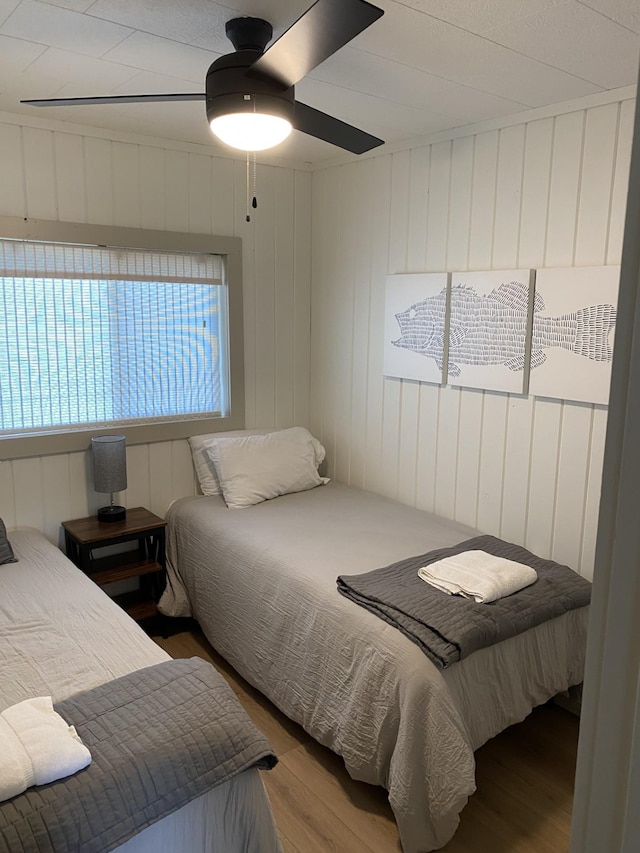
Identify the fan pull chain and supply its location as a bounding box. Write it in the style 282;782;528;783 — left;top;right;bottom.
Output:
252;151;257;210
246;151;251;222
245;151;258;222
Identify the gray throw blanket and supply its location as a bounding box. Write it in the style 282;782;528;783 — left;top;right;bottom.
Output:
0;657;277;853
337;534;591;668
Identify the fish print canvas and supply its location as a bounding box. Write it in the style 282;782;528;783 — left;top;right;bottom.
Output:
528;266;619;405
384;273;450;385
446;269;536;393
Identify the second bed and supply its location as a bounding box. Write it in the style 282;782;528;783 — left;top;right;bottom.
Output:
159;481;588;853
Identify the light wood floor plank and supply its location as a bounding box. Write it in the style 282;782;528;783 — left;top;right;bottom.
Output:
154;627;578;853
264;761;379;853
282;741;402;853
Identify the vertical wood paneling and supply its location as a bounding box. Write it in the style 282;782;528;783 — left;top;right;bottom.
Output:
397;382;420;506
170;440;198;500
112;142;140;227
414;384;441;513
125;444;151;510
425;140;452;271
275;168;295;429
212;156;236;236
575;103;619;266
293;170;312;429
68;452;91;521
42;455;71;541
407;146;429;272
492;124;525;269
524;398;562;558
54;133;87;223
545;111;585;266
434;387;461;518
310;94;634;577
309;167;326;442
608;98;635;265
500;395;535;545
139;146;165;230
579;407;608;579
22;128;57;220
475;392;508;535
0;124;25;217
363;155;392;495
334;163;359;482
254;164;277;429
163;149;189;233
187;153;213;234
468;131;498;270
0;118;311;538
388;150;414;502
454;389;484;528
84;137;114;225
518;117;553;269
319;165;342;473
551;404;593;570
405;146;432;505
447;135;474;272
349;159;375;489
381;151;410;498
234;159;257;427
148;442;175;519
12;458;44;531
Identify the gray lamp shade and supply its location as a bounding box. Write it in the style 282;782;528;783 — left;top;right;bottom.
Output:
92;435;127;523
91;435;127;494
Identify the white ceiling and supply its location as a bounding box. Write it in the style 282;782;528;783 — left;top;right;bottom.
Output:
0;0;638;164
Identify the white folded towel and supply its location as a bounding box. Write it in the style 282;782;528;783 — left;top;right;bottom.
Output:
0;696;91;802
417;549;538;603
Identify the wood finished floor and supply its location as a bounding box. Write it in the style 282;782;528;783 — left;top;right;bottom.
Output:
153;628;578;853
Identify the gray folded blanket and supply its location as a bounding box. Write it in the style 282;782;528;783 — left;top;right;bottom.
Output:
0;656;277;853
337;534;591;668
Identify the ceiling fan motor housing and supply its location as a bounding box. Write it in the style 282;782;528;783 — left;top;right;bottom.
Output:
205;50;295;125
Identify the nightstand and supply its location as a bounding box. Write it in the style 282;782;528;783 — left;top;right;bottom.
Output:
62;507;167;623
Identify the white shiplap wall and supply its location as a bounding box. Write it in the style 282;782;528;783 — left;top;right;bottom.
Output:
0;118;312;542
310;95;635;579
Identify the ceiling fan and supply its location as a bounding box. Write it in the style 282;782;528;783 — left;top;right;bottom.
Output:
21;0;385;155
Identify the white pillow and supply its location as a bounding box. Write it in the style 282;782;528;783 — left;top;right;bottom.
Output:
207;431;329;509
188;429;269;495
188;427;326;496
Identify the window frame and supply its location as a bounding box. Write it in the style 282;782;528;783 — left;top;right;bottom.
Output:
0;216;245;460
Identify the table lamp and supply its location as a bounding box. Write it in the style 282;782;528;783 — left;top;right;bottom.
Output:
91;434;127;523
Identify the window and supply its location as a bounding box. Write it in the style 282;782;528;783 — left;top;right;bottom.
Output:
0;218;244;459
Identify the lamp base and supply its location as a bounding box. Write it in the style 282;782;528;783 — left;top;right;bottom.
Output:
97;505;126;523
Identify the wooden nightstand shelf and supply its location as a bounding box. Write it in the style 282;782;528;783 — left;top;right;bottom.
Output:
62;507;167;623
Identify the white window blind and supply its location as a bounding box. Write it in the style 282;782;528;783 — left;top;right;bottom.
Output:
0;239;228;436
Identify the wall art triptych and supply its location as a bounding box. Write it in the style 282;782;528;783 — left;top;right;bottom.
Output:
383;265;620;405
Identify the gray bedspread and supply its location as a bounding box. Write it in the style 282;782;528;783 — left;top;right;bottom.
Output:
159;483;590;853
0;657;277;853
337;534;592;668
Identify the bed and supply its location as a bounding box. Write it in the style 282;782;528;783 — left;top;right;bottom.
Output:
159;479;589;853
0;527;282;853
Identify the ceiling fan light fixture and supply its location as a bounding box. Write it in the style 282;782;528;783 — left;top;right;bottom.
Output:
209;111;292;151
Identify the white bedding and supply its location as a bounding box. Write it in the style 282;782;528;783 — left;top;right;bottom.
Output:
159;482;589;853
1;528;282;853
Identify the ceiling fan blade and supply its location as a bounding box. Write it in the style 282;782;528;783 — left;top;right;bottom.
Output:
248;0;383;89
20;93;206;107
293;100;383;154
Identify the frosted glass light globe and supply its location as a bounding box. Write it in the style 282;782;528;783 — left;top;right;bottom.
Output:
210;113;292;151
